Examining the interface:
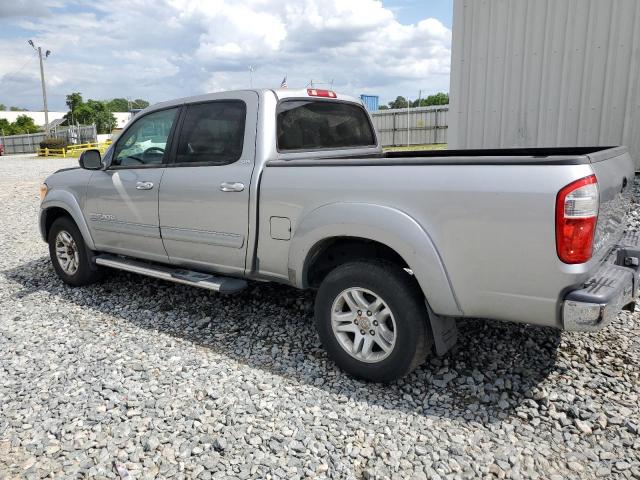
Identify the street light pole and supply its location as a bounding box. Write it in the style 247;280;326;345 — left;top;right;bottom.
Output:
37;47;50;134
28;40;51;134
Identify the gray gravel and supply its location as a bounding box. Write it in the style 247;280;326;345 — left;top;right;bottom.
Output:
0;154;639;479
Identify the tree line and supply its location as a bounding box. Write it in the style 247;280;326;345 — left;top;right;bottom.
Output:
0;94;151;136
379;92;449;110
0;104;28;111
65;93;149;134
0;116;39;136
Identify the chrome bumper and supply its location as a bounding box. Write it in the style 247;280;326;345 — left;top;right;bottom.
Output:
562;233;640;331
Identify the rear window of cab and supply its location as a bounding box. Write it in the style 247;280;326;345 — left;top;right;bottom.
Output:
277;100;376;151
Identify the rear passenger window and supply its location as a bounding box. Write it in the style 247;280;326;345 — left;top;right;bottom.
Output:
176;101;246;165
277;100;376;151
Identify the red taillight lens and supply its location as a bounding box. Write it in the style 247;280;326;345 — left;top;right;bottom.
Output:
556;174;599;264
307;89;337;98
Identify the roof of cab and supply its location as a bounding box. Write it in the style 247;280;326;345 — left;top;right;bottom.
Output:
141;88;363;115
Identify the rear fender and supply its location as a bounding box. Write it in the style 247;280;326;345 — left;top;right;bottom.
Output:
288;202;463;316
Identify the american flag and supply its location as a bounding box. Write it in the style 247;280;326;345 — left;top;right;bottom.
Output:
280;76;288;88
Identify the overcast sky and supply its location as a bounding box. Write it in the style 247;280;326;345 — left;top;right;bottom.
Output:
0;0;453;111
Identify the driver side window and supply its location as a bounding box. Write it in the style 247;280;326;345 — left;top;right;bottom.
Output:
112;108;178;167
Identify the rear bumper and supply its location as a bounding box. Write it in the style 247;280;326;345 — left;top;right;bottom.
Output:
562;231;640;331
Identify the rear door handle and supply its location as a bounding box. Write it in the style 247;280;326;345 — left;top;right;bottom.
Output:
219;182;245;192
136;181;154;190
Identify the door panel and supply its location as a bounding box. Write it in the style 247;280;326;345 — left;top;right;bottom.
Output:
159;92;258;275
86;168;167;261
85;107;179;262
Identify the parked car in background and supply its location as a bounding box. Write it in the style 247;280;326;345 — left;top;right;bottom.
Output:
38;88;638;382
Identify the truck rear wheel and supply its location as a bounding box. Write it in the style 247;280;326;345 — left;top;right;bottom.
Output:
48;216;103;287
314;260;432;382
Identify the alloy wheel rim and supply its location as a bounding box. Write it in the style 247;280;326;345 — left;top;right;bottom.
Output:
55;230;79;275
331;287;397;363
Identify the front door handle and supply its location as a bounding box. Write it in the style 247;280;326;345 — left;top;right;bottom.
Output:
136;181;154;190
219;182;245;192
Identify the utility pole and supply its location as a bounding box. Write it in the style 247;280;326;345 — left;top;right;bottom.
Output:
28;40;51;134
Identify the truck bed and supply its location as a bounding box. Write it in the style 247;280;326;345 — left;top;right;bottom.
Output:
261;145;635;327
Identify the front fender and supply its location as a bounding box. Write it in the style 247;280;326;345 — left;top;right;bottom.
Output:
40;190;95;250
288;202;463;316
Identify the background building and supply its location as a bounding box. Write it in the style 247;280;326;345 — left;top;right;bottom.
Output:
0;111;132;130
449;0;640;167
360;95;380;112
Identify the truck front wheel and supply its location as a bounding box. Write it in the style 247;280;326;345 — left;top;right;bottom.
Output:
314;260;432;382
48;216;103;287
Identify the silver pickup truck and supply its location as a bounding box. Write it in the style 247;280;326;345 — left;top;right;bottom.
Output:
40;88;638;382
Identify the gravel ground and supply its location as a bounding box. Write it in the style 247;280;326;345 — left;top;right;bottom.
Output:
0;154;639;480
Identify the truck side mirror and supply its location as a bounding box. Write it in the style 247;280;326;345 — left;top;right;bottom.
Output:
79;149;102;170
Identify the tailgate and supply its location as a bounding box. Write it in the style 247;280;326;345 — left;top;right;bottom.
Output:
589;147;635;257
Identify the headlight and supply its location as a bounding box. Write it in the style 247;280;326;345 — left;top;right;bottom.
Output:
39;183;48;202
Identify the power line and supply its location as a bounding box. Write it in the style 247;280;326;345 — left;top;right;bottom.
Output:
0;56;37;86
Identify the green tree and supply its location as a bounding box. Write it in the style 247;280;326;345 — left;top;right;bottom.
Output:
74;100;116;134
9;115;39;134
64;92;115;133
378;105;389;110
387;96;408;109
9;106;28;111
107;98;130;112
0;103;6;111
412;92;449;107
65;92;84;125
66;92;83;112
107;98;149;111
131;99;149;109
0;118;12;135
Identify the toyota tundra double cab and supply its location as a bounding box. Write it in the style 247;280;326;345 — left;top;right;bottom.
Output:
39;88;638;382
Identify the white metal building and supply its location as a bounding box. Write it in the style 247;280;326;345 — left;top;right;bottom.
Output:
449;0;640;167
0;111;66;127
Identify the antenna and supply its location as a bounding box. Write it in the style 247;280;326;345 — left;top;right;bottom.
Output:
248;65;255;88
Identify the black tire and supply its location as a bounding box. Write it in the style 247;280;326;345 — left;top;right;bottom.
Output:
48;216;103;287
314;260;432;383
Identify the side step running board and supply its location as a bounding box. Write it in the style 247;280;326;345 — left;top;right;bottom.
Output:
94;254;247;294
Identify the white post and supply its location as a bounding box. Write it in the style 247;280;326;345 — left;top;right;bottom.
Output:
407;99;410;146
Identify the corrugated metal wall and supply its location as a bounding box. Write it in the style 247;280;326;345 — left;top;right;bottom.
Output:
449;0;640;167
370;106;449;146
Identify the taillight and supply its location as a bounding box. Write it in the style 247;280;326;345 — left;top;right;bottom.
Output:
556;174;599;264
307;89;336;98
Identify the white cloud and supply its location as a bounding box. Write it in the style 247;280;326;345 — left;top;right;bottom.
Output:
0;0;451;110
